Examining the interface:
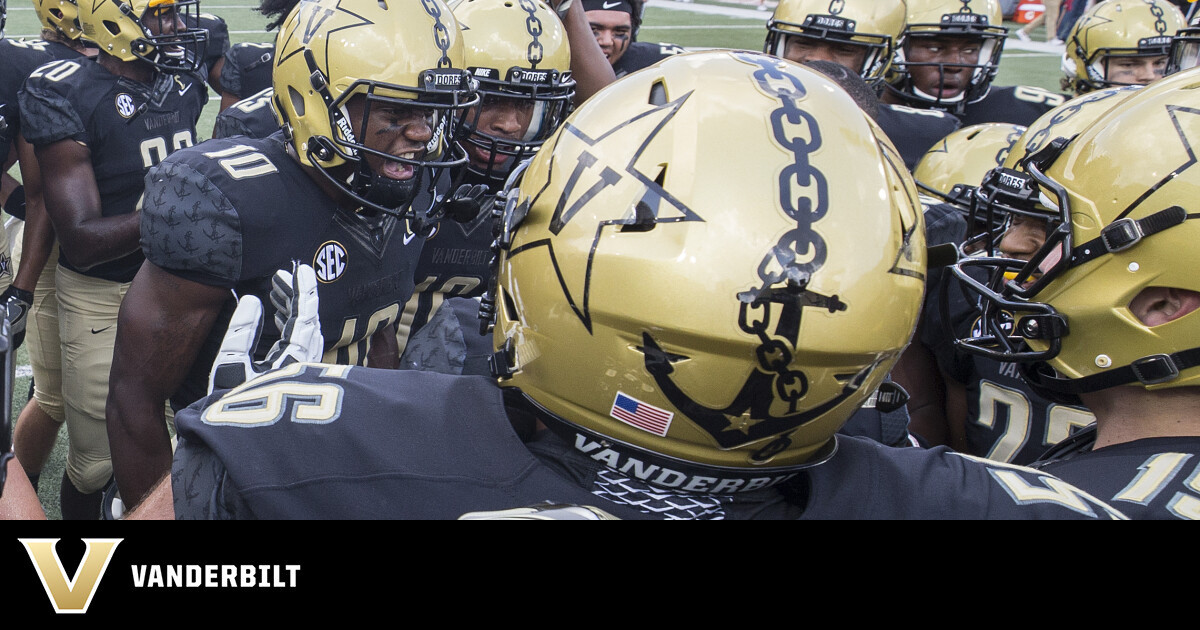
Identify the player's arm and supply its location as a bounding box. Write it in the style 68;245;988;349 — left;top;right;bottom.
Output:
558;0;617;104
0;457;47;520
106;261;231;512
892;327;950;447
11;136;55;296
35;138;141;270
367;322;400;369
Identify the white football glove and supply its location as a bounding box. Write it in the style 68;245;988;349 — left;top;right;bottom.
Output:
207;263;324;394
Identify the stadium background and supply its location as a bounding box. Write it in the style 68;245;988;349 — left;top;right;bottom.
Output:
1;0;1065;518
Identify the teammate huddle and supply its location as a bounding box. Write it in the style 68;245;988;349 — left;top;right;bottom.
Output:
0;0;1198;520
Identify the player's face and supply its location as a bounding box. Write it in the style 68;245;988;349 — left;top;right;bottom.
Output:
143;2;188;55
588;10;633;65
998;213;1048;262
905;35;983;99
347;96;436;183
782;36;868;73
1104;55;1168;86
466;94;536;170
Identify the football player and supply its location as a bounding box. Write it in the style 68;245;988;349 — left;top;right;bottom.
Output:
212;0;295;127
951;67;1200;519
105;0;479;514
884;0;1068;127
396;0;576;367
581;0;684;78
18;0;208;519
1061;0;1186;95
137;51;1123;520
0;0;95;501
764;0;961;170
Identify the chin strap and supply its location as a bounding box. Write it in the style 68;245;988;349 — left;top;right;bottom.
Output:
1029;346;1200;398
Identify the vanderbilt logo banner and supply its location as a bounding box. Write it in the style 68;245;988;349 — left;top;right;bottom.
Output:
20;538;121;614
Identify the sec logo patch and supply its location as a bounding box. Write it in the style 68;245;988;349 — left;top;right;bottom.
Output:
313;241;348;283
116;94;137;118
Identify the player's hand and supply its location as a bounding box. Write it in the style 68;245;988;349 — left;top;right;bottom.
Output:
1;286;33;352
207;263;323;394
443;183;490;223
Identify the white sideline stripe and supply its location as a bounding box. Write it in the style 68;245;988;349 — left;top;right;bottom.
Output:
17;365;31;379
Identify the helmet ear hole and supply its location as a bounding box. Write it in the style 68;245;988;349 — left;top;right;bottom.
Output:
287;85;307;118
102;19;121;36
649;81;667;105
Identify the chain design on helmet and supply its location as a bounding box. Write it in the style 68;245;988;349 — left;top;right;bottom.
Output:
1146;0;1169;35
1024;88;1130;156
421;0;454;69
519;0;545;67
643;54;857;464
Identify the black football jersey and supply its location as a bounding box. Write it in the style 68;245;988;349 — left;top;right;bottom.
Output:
1037;436;1200;520
218;41;275;100
925;265;1095;465
170;364;1125;519
613;41;685;78
20;58;207;282
140;132;426;409
192;13;231;83
0;38;83;159
211;87;279;139
876;103;962;171
395;193;494;357
959;85;1068;127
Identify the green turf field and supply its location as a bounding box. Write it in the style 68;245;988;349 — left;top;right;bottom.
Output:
2;0;1065;519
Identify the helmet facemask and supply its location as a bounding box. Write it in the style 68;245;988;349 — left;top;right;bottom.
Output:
891;26;1006;113
459;67;575;186
764;16;893;83
131;0;209;74
1168;27;1200;74
293;50;478;224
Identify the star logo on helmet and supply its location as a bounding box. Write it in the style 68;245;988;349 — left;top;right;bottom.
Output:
275;0;374;68
513;91;704;334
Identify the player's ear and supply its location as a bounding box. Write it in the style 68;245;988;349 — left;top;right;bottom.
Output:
1128;287;1200;327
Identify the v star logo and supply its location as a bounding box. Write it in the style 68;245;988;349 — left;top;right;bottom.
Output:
20;538;122;614
511;91;704;333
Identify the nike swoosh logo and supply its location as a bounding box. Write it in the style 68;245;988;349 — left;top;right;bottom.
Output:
403;230;418;245
178;83;192;97
90;326;113;334
602;1;621;7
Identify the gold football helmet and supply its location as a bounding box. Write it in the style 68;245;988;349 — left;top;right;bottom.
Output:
1062;0;1185;94
958;86;1142;260
914;122;1024;204
763;0;906;84
33;0;82;41
78;0;208;73
483;50;926;491
272;0;478;218
951;68;1200;402
450;0;575;185
887;0;1007;113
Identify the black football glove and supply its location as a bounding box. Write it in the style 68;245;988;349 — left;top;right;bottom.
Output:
208;263;324;394
1;286;33;352
442;183;491;223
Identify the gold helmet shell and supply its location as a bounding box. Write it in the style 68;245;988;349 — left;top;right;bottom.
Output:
33;0;82;41
487;50;926;491
764;0;906;83
914;122;1024;200
1062;0;1185;94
